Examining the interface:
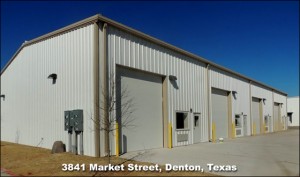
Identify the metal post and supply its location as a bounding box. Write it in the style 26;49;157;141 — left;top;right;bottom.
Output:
80;131;84;155
75;131;78;155
72;128;76;154
68;130;72;152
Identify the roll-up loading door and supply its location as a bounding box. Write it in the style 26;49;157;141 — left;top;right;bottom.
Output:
211;88;229;139
116;67;163;153
274;103;280;131
252;97;261;135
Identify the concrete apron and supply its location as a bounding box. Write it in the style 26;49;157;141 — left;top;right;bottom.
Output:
121;129;299;176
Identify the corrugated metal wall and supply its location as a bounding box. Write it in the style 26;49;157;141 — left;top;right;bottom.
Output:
274;92;287;115
210;67;251;135
107;26;209;151
0;24;96;156
1;18;288;157
287;97;299;127
274;92;287;130
251;84;273;132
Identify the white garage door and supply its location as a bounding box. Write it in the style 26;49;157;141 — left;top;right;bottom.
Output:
117;67;163;153
211;88;228;139
252;97;261;134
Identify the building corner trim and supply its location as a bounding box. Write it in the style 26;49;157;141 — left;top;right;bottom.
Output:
93;22;100;157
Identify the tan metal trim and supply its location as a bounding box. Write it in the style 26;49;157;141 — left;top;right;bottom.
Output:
93;22;100;157
249;81;253;135
286;97;288;130
31;16;99;45
1;14;287;97
102;23;109;156
98;22;106;157
206;64;211;140
279;102;282;131
272;91;275;131
162;77;168;148
259;99;263;134
228;92;233;138
1;44;25;75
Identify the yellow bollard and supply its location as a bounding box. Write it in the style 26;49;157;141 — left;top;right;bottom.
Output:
168;123;172;148
253;123;256;136
115;122;119;157
212;122;216;143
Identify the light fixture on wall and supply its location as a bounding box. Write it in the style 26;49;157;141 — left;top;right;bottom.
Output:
0;94;5;101
263;98;267;104
232;91;237;99
48;73;57;84
169;75;177;81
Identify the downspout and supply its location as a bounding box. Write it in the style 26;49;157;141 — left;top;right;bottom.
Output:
206;64;211;140
93;22;100;157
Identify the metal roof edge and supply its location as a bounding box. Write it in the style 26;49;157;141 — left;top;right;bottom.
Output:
1;43;25;75
1;14;288;96
1;14;100;75
97;15;288;96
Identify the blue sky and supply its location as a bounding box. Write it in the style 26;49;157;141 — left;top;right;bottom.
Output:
1;1;299;96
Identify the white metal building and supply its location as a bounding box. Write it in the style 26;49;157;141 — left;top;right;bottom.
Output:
287;97;299;128
0;14;288;157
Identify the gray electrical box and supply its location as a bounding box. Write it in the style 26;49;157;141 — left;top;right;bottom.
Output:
64;111;71;131
73;109;83;131
64;109;83;132
69;111;75;128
